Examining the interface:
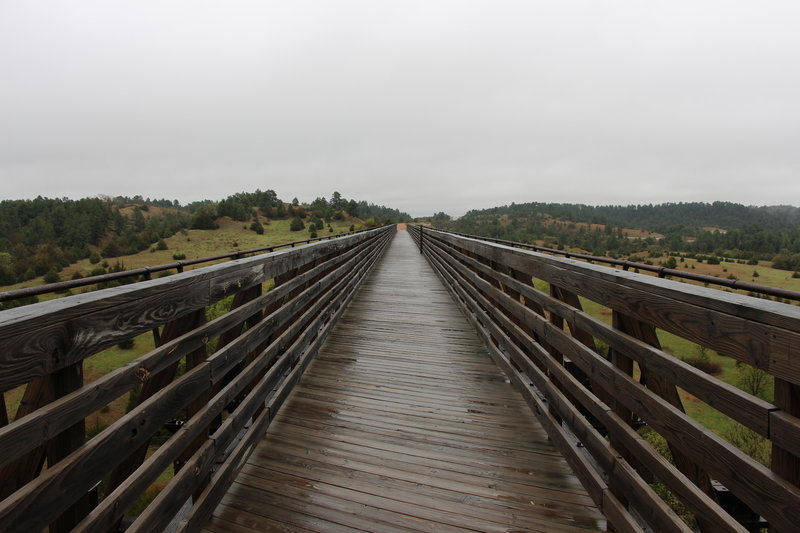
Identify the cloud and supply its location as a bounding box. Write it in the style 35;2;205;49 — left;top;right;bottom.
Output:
1;1;799;216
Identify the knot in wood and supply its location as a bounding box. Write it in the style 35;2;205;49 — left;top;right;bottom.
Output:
136;367;151;382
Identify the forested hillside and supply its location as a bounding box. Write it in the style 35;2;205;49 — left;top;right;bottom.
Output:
432;202;800;269
0;190;410;288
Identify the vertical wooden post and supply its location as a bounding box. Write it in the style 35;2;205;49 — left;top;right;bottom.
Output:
0;377;54;500
47;362;93;533
614;311;719;532
105;309;207;498
772;379;800;486
0;394;7;428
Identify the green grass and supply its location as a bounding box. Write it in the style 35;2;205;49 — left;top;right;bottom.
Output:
1;215;360;296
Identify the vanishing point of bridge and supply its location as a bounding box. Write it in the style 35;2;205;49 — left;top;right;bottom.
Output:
1;225;799;532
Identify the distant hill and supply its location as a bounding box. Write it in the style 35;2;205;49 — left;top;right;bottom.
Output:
431;201;800;267
458;202;800;233
0;191;410;290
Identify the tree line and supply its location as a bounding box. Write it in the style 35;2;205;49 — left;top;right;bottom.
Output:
0;190;411;290
430;201;800;270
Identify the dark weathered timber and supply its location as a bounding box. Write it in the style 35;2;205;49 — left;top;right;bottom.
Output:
0;229;384;391
433;236;774;437
422;236;690;533
432;228;800;302
427;243;742;532
0;227;393;533
427;229;800;385
416;225;800;533
204;230;604;533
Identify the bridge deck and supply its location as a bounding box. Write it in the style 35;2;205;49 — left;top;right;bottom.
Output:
204;230;603;532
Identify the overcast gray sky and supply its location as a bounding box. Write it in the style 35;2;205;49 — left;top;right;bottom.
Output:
1;1;799;217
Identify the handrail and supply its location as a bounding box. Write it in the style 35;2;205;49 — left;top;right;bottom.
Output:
425;225;800;302
409;224;800;533
0;225;386;304
0;225;396;533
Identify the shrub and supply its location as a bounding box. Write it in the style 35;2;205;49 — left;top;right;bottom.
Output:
43;269;61;284
172;253;186;260
156;239;168;250
117;338;135;350
89;252;101;264
722;422;770;466
250;221;264;234
289;217;305;231
684;357;722;375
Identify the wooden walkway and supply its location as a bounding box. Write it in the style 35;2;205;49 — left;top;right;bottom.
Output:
204;230;603;532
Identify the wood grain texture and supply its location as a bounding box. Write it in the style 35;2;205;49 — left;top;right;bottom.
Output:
426;229;800;386
417;226;800;533
423;243;742;533
0;228;387;391
205;230;604;533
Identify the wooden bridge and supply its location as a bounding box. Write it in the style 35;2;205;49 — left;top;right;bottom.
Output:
1;225;799;532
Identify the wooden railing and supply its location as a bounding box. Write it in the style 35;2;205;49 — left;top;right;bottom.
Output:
0;225;394;533
410;225;800;533
0;226;384;306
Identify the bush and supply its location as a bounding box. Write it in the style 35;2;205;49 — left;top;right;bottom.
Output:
43;269;61;284
172;253;186;260
89;252;101;264
156;239;168;250
684;357;722;375
289;217;305;231
723;422;770;466
250;221;264;234
117;338;135;350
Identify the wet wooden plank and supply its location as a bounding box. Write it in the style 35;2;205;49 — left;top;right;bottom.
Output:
206;230;603;532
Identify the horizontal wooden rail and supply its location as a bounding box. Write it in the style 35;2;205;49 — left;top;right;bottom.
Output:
0;225;395;533
429;226;800;302
410;224;800;533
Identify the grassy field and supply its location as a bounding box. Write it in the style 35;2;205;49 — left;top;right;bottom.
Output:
1;215;360;298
